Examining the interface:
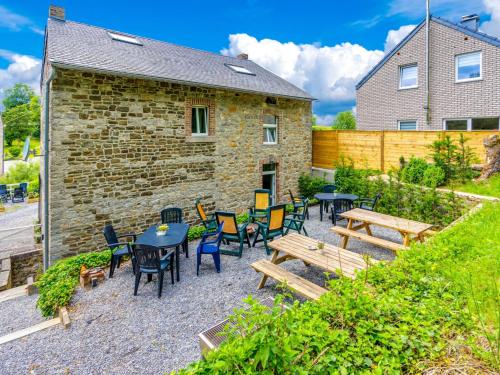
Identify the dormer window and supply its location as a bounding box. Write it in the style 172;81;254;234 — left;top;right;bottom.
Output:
225;64;255;75
107;32;142;46
399;64;418;89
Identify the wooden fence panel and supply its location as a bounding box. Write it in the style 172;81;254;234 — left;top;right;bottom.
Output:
312;130;498;171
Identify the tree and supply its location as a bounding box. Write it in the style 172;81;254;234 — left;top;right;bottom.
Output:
311;115;317;126
2;83;35;110
2;101;38;145
332;111;356;130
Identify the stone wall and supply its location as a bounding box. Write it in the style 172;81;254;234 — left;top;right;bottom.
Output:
357;20;500;130
10;249;42;287
45;69;312;262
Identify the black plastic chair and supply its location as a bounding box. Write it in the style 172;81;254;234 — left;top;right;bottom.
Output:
19;182;28;197
0;185;9;203
322;184;336;212
160;207;188;258
11;188;24;203
131;243;174;298
285;199;309;236
102;225;137;278
161;207;183;224
357;193;382;211
331;198;354;225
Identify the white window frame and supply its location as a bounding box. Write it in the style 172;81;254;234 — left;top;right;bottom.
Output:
455;52;482;83
263;115;278;145
443;117;500;131
398;120;417;131
399;64;418;89
191;106;208;136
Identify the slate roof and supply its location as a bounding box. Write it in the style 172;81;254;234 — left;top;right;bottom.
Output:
44;18;313;100
356;15;500;90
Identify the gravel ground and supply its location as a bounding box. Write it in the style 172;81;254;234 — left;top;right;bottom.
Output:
0;202;38;256
0;294;46;336
0;206;399;374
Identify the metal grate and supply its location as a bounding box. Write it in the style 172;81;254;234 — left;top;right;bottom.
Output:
198;297;281;355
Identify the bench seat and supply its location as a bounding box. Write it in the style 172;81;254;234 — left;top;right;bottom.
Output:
331;226;406;252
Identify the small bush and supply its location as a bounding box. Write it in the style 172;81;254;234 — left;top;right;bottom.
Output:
28;178;39;193
401;157;429;184
298;174;327;199
422;165;445;188
8;146;21;158
36;250;111;317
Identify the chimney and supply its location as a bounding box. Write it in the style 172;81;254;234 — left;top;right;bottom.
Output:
237;53;248;60
460;14;479;31
49;5;65;21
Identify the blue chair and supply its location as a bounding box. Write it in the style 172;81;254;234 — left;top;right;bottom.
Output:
196;223;225;276
0;185;9;203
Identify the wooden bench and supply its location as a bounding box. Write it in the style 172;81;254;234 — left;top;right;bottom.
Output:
331;226;406;253
251;259;327;301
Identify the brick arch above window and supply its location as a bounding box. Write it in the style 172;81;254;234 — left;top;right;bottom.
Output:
185;98;216;141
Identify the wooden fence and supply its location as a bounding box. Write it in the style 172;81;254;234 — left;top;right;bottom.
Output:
312;130;498;171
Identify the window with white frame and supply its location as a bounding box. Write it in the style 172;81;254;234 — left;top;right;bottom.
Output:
399;64;418;89
398;120;417;130
263;114;278;144
191;106;208;136
444;117;499;131
455;52;482;82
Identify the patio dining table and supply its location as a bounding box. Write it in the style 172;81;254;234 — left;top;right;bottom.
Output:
135;223;189;282
313;192;359;221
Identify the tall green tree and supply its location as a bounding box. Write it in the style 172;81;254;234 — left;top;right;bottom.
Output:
332;111;356;130
2;83;35;110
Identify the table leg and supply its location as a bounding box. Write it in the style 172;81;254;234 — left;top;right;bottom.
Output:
402;233;410;247
340;219;353;249
365;223;373;236
319;200;323;221
258;249;280;289
176;245;180;282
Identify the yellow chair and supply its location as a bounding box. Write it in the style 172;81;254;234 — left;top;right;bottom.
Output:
249;189;271;222
215;211;251;257
253;204;286;255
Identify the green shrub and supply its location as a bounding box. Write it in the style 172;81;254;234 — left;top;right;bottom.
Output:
298;174;327;199
401;157;429;184
28;178;39;192
36;250;111;317
8;146;21;158
177;204;500;373
422;164;445;188
0;161;40;184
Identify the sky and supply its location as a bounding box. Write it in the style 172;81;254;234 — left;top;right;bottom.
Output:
0;0;499;124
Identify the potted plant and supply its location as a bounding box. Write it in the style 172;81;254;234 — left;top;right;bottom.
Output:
28;191;39;204
0;201;5;213
156;224;169;236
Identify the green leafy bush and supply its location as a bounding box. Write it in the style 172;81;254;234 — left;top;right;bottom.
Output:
298;174;327;199
0;161;40;184
401;157;429;184
36;250;111;317
422;164;445;188
8;146;21;158
28;178;39;193
177;203;500;374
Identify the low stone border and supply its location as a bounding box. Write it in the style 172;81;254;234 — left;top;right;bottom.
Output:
0;256;12;291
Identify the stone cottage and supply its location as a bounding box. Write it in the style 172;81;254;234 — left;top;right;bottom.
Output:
40;7;313;263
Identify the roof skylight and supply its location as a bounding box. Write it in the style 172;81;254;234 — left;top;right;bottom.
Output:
225;64;255;75
107;32;142;46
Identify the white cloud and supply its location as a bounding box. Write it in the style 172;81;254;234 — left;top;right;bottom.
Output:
0;50;41;107
384;24;416;52
315;114;335;126
481;0;500;37
0;5;43;35
222;34;384;106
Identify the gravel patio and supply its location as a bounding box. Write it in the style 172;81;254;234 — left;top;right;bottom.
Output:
0;205;398;374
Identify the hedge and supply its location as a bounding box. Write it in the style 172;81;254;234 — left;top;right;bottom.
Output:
176;203;500;373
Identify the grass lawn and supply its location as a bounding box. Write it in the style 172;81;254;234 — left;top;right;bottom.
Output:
447;174;500;198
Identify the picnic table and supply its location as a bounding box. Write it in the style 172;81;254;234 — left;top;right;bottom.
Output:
252;233;375;300
335;208;433;250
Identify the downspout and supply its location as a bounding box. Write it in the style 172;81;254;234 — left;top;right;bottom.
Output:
425;0;431;128
43;67;56;271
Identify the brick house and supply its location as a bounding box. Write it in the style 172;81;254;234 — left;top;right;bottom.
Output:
40;7;312;263
356;15;500;131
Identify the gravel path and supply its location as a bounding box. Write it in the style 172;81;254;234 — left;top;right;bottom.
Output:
0;206;399;374
0;294;46;336
0;203;38;256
